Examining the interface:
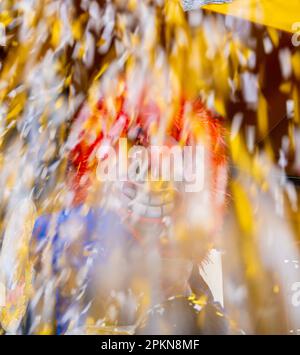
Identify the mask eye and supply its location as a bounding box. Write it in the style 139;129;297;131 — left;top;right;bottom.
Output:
137;128;150;147
128;126;148;147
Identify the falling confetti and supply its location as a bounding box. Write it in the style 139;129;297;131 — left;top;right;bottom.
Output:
0;0;299;335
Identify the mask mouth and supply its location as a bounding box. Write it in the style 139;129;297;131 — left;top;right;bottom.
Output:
117;180;178;222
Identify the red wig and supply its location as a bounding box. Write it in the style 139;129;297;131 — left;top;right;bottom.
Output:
68;85;227;211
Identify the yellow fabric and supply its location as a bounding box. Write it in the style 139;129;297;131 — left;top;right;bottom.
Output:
203;0;300;33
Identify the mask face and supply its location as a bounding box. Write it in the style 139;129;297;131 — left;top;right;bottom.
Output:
114;136;181;219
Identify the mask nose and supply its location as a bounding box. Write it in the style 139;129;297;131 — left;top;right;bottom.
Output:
147;180;172;192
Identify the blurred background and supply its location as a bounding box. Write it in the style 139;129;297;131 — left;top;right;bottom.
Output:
0;0;299;335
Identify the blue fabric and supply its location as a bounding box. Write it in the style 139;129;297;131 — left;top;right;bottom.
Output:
32;206;133;334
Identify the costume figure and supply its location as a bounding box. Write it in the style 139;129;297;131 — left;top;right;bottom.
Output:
29;75;229;334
